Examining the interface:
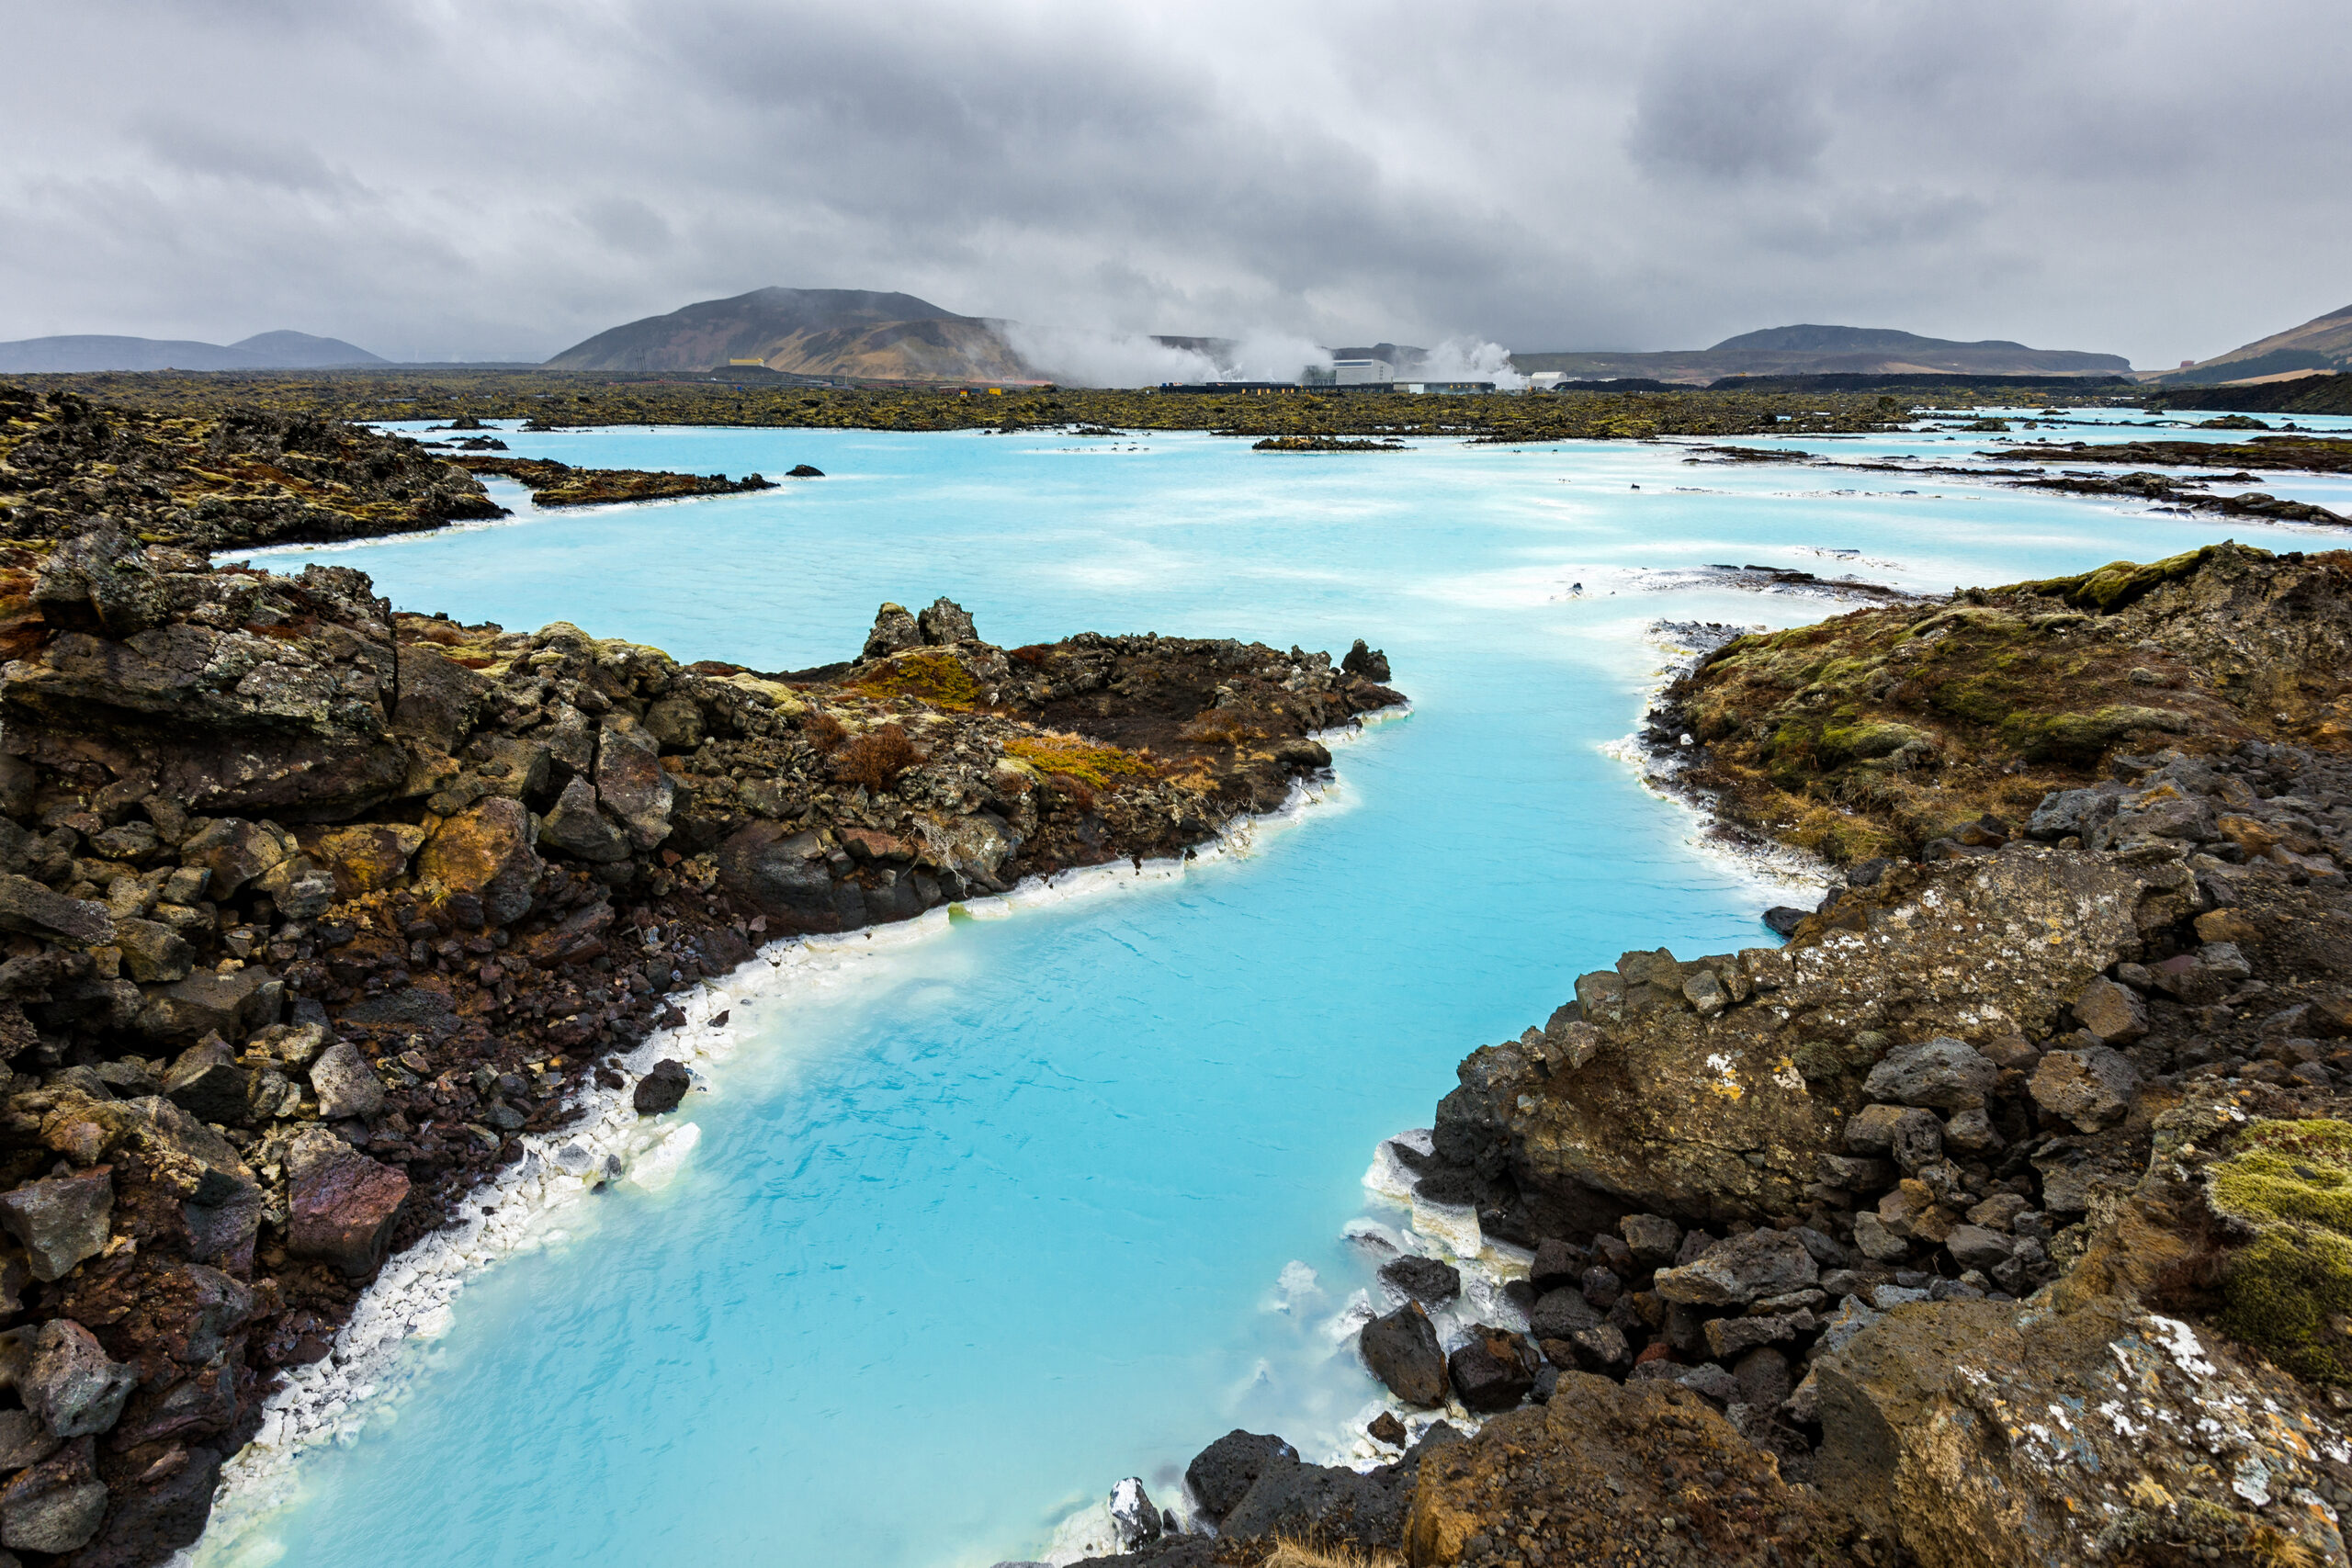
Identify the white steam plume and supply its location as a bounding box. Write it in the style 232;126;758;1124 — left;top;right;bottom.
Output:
1002;321;1333;388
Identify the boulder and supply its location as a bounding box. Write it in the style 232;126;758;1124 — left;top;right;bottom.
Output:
176;817;293;898
1560;1321;1632;1372
1814;1295;2342;1567
1219;1450;1421;1550
1476;847;2166;1221
1619;1213;1682;1268
1378;1253;1461;1304
417;796;542;927
717;823;842;930
23;1319;135;1437
1527;1236;1582;1293
1944;1224;2015;1271
1406;1373;1852;1568
1651;1227;1818;1307
2073;976;2150;1043
136;965;279;1043
916;597;978;646
1184;1429;1296;1522
0;874;113;947
388;642;487;750
1860;1035;1999;1111
300;821;428;896
31;520;166;637
643;694;705;752
1703;1310;1811;1360
113;916;193;984
308;1040;385;1122
1526;1287;1602;1342
1108;1477;1159;1551
2030;1046;2141;1133
285;1130;409;1277
861;603;922;660
0;1168;112;1281
0;1408;58;1472
1448;1325;1539;1413
538;777;629;863
0;1438;108;1554
594;724;674;852
1342;639;1392;682
163;1038;250;1124
2025;786;2116;841
633;1058;692;1115
1358;1301;1448;1407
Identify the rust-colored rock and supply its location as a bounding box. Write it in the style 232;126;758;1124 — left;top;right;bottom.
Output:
1405;1371;1855;1565
415;796;542;927
285;1130;408;1278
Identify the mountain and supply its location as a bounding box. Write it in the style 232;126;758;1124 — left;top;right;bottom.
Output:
1512;324;2131;385
2162;303;2352;386
0;331;386;373
545;287;1036;382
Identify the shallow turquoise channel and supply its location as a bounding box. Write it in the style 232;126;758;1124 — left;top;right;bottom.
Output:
204;419;2338;1567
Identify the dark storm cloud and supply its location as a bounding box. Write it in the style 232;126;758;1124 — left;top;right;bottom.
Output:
1;0;2346;367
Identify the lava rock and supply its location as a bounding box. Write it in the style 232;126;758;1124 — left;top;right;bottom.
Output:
23;1319;135;1438
1528;1287;1603;1342
1619;1213;1683;1268
1342;639;1392;682
1109;1477;1161;1549
164;1037;252;1125
1652;1228;1819;1307
1448;1326;1539;1413
2073;976;2151;1044
1528;1236;1583;1293
1379;1254;1462;1304
1860;1035;1999;1111
1359;1302;1449;1407
2030;1046;2142;1133
308;1040;385;1123
286;1129;410;1277
0;1167;112;1282
1184;1429;1297;1521
634;1058;692;1115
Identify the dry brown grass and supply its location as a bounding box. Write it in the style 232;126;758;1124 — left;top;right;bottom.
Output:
831;724;921;792
1264;1541;1403;1568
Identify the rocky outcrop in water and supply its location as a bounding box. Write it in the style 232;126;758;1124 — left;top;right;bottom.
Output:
0;386;503;551
1647;543;2352;863
1078;547;2352;1568
0;400;1403;1564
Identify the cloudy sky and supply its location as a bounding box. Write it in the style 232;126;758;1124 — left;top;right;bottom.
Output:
3;0;2346;367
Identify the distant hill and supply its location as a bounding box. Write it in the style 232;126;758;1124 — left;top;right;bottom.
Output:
1512;324;2130;385
546;287;1037;382
0;330;386;373
2161;303;2352;386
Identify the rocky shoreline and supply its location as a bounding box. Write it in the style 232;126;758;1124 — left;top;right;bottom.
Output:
1062;545;2352;1568
0;387;1404;1564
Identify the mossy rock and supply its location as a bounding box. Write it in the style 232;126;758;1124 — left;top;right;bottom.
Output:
2008;704;2192;765
2017;545;2222;615
2208;1120;2352;1385
1821;720;1923;764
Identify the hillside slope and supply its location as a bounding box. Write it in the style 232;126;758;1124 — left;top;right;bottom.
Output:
2164;302;2352;386
544;287;1035;382
1513;323;2131;385
0;331;386;373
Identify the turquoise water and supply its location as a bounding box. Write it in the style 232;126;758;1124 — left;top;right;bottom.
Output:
200;423;2341;1568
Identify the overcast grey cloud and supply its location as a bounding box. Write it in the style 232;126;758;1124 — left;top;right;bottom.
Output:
1;0;2346;366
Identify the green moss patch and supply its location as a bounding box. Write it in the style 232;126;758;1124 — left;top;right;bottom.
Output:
2209;1120;2352;1385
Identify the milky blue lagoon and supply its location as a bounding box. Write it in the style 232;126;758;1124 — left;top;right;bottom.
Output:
193;416;2345;1568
